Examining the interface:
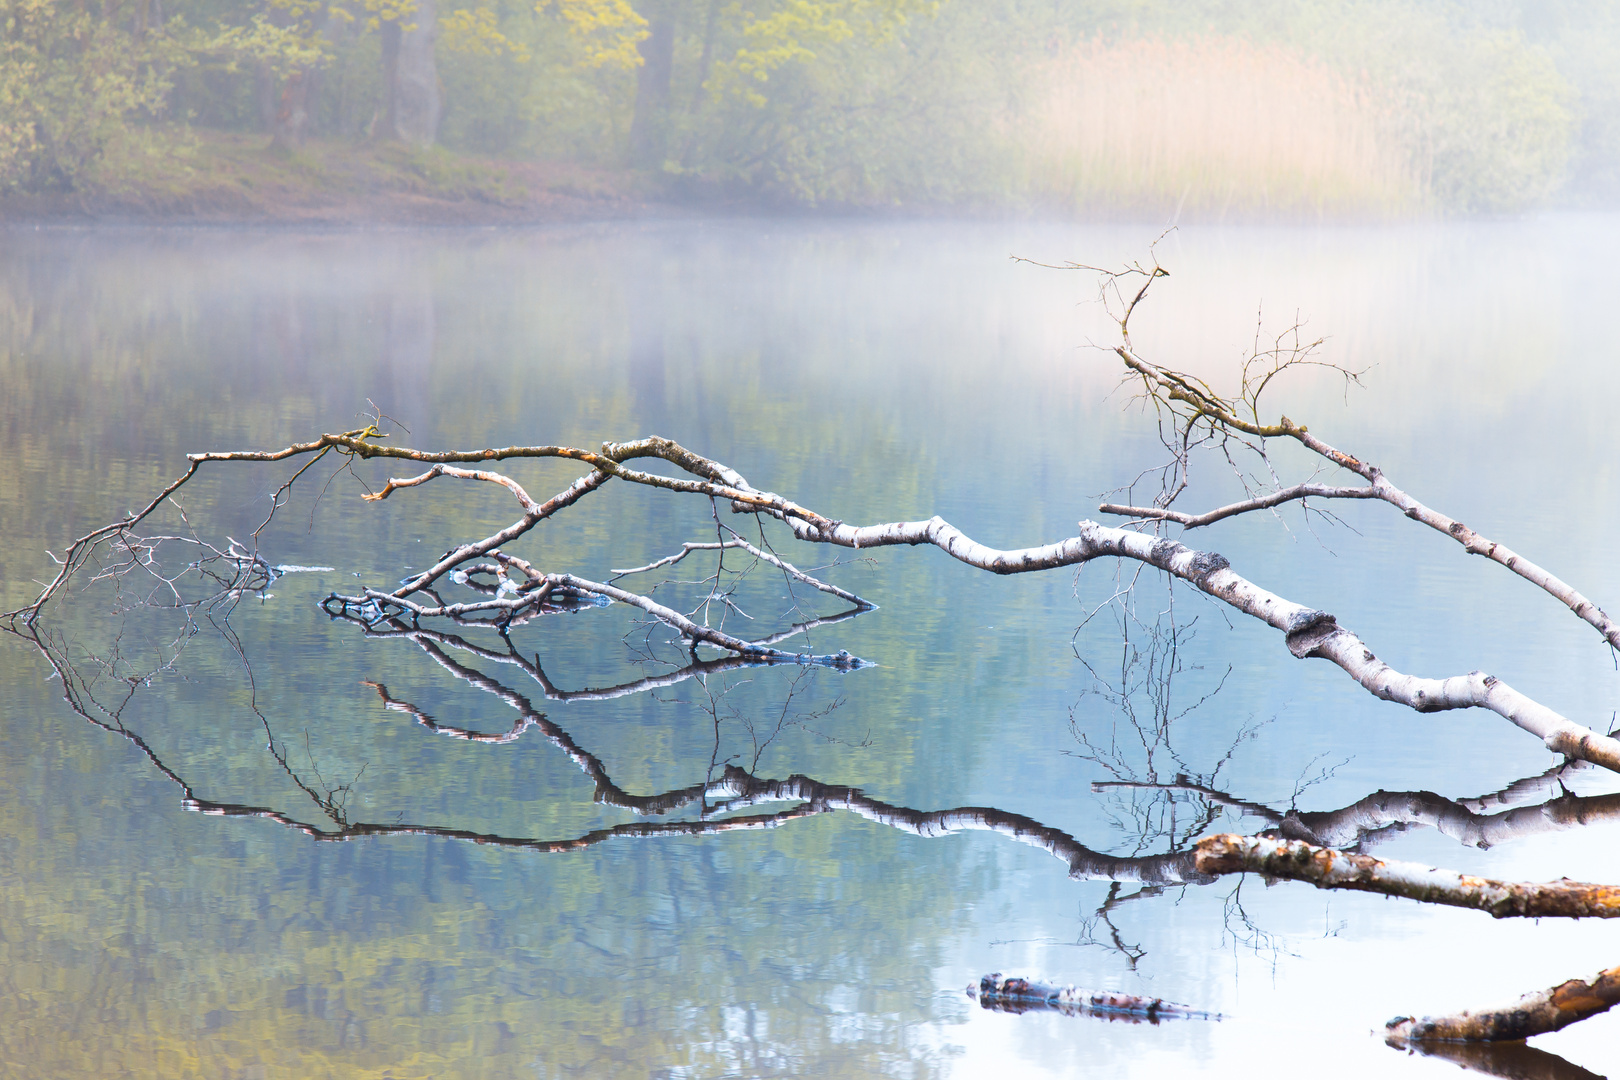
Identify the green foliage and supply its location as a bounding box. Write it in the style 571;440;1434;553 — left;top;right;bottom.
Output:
1256;1;1578;212
0;0;1615;211
1416;30;1574;213
0;0;187;190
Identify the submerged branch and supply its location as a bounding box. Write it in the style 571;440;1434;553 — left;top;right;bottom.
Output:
969;974;1220;1021
10;386;1616;776
1387;963;1620;1042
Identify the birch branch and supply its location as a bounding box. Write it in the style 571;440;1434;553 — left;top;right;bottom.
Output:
18;426;1618;775
1386;963;1620;1042
1068;522;1620;773
1099;482;1378;528
1194;833;1620;918
767;510;1620;772
611;534;871;608
611;541;748;576
362;462;542;512
336;610;868;700
1115;347;1620;652
328;570;868;667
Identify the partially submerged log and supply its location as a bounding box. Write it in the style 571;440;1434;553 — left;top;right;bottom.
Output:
969;974;1221;1021
1387;963;1620;1042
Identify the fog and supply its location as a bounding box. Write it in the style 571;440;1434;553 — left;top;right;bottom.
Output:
3;0;1619;220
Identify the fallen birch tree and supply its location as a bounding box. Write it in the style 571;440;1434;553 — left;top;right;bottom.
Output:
11;255;1620;1047
6;419;1620;775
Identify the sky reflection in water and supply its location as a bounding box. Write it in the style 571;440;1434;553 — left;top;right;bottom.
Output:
2;218;1620;1078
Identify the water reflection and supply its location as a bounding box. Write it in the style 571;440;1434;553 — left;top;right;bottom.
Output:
13;553;1620;1076
8;222;1620;1078
19;589;1620;910
1391;1039;1606;1080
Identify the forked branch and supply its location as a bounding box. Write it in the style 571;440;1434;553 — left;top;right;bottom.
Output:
1085;259;1620;652
12;420;1620;775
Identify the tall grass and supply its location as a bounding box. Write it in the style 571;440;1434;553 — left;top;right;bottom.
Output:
1018;37;1421;220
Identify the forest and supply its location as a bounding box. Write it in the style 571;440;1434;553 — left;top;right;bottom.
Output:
4;0;1620;216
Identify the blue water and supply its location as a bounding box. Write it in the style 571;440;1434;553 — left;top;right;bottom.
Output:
2;216;1619;1078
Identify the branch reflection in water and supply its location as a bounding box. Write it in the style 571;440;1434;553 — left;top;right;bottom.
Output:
1390;1039;1606;1080
14;606;1620;887
10;576;1620;1075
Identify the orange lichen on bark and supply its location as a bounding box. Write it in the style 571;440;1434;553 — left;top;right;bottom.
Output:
1193;833;1620;918
1387;964;1620;1042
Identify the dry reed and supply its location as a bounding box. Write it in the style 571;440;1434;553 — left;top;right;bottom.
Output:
1020;37;1421;220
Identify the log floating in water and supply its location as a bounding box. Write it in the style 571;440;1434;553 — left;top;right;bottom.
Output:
969;974;1222;1021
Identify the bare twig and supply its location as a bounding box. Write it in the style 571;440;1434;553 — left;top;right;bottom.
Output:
1100;482;1379;528
1107;335;1620;652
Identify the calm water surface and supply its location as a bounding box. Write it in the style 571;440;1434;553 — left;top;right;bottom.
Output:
2;217;1620;1078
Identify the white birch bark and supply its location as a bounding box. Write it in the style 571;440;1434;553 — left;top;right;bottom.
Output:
1114;347;1620;652
18;430;1619;777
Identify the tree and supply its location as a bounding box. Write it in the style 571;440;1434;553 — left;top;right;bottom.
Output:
0;0;186;188
11;254;1620;1055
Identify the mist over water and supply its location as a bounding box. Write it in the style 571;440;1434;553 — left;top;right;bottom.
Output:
2;216;1620;1078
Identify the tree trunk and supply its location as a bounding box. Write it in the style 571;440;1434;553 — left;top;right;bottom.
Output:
628;10;675;168
269;68;314;151
255;62;279;133
379;0;441;146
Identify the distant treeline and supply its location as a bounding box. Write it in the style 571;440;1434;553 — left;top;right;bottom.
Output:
3;0;1618;215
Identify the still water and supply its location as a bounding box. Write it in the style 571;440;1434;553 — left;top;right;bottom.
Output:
2;217;1620;1078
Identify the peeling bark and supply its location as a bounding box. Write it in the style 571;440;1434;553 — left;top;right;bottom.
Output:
1096;771;1620;853
1195;834;1620;918
1387;963;1620;1042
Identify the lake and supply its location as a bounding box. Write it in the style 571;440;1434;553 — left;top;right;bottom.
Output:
2;216;1619;1078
